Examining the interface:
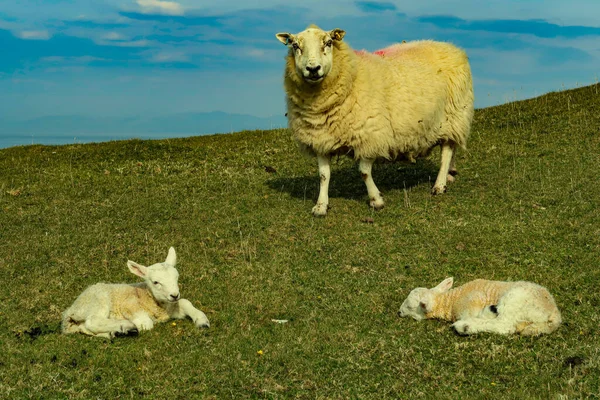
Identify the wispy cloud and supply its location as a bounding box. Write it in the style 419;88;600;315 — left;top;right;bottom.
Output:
102;32;125;41
355;1;397;13
148;51;189;63
136;0;184;16
15;30;51;40
417;16;600;39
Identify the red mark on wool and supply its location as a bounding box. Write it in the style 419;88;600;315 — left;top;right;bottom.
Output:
354;47;397;57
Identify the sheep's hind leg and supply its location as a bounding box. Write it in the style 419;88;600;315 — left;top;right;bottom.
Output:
447;148;458;183
452;317;517;336
312;154;331;217
432;141;456;195
84;315;138;338
359;158;384;210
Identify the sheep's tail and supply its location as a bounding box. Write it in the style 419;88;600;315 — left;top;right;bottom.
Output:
516;310;562;336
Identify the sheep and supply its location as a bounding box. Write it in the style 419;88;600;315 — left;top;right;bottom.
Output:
398;277;562;336
276;25;474;216
62;247;210;338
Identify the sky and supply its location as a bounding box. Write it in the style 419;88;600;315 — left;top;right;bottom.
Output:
1;0;599;126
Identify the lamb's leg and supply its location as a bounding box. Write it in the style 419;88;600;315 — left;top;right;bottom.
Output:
452;317;517;336
131;313;155;331
312;154;331;217
432;141;456;195
170;299;210;328
84;315;137;338
359;158;384;210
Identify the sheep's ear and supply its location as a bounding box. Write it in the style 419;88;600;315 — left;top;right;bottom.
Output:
329;28;345;41
127;261;148;278
165;247;177;266
433;277;454;293
276;33;294;46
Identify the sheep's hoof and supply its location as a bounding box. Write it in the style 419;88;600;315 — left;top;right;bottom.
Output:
431;185;447;195
312;203;328;217
452;321;470;335
446;174;456;183
197;321;210;329
114;328;139;338
369;198;385;211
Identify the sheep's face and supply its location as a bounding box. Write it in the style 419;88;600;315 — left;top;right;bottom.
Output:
398;288;429;321
276;26;345;84
127;247;182;303
145;264;181;303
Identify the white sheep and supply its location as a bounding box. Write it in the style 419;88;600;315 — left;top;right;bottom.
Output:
62;247;210;338
399;277;562;336
276;25;474;216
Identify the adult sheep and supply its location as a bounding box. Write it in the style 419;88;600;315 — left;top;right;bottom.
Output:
276;25;474;216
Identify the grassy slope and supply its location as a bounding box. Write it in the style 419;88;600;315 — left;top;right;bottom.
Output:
1;84;599;399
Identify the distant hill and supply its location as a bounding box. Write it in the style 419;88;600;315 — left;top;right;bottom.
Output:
0;111;287;136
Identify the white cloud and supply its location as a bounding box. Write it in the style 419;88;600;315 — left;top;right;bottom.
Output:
100;39;152;47
15;30;51;40
136;0;184;16
103;32;126;41
149;51;189;63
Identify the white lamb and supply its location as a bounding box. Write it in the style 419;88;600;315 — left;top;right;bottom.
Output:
399;277;562;336
276;25;474;216
62;247;210;338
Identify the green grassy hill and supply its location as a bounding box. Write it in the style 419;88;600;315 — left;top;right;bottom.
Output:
1;84;599;398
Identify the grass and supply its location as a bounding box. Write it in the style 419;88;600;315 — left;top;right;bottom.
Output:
1;83;599;399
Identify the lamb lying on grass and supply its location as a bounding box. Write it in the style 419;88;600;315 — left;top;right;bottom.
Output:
399;277;561;336
62;247;210;338
276;25;474;216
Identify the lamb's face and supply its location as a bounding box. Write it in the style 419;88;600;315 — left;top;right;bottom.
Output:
127;247;181;303
276;27;345;85
146;263;181;303
398;288;428;321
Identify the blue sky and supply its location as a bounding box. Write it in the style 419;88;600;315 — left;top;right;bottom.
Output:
1;0;599;122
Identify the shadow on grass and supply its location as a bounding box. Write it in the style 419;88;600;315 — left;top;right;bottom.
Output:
267;159;439;201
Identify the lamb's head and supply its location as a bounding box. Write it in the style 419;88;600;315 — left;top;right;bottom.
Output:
127;247;181;303
398;278;454;320
398;287;429;320
276;25;345;84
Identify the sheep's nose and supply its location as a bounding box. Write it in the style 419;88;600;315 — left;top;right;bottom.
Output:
306;65;321;73
170;293;180;301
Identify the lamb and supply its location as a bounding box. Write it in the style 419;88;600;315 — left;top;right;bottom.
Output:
398;277;562;336
276;25;474;216
62;247;210;338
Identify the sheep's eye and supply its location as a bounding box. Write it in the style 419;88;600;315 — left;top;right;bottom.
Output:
292;43;299;50
326;40;333;47
153;281;160;285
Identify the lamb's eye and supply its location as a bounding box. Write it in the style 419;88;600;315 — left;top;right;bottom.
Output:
326;40;333;47
292;43;299;51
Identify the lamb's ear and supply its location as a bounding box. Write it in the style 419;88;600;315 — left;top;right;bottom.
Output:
433;277;454;293
127;261;148;278
329;28;345;41
276;33;295;46
165;247;177;266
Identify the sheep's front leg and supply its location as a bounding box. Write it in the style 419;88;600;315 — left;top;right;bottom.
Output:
432;141;456;195
359;158;384;210
131;313;154;331
84;316;137;338
171;299;210;328
312;154;331;217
